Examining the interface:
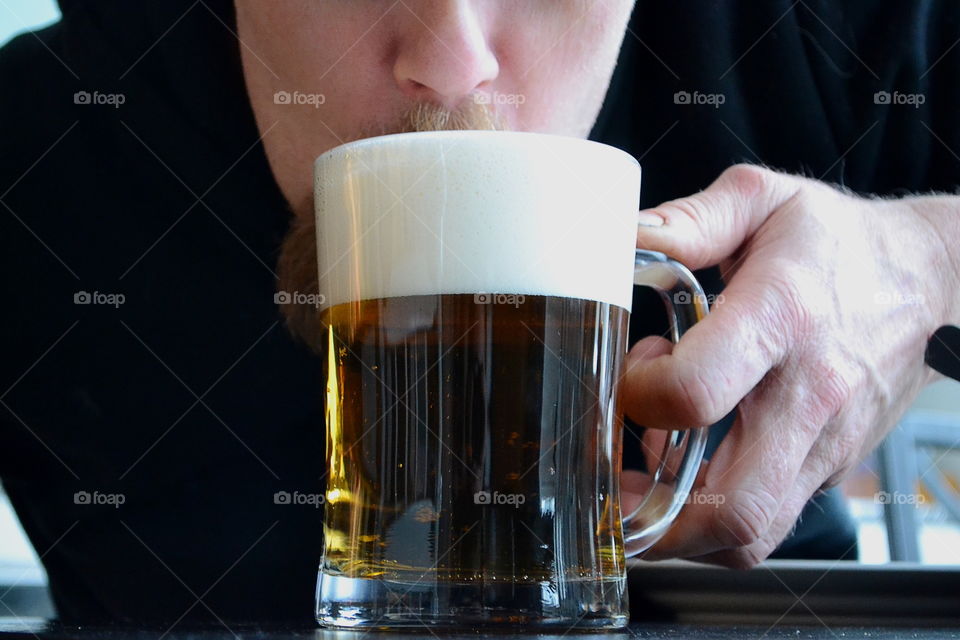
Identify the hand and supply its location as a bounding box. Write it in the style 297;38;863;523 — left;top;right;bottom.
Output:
623;164;959;568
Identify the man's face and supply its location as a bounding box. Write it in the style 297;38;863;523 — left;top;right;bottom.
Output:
235;0;636;216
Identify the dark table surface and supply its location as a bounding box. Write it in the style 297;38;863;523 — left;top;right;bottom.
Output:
1;619;960;640
1;620;959;640
2;561;958;639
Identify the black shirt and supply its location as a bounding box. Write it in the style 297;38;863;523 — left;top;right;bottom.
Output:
2;0;958;625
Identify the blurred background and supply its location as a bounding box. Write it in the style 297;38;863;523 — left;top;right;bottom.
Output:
0;0;61;604
0;0;57;47
1;0;958;617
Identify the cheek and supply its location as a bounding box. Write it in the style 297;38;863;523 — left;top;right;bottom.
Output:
280;8;392;95
262;4;403;137
499;8;629;133
315;61;393;135
235;1;407;213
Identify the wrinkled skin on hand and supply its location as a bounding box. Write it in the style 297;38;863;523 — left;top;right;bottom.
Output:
622;164;959;568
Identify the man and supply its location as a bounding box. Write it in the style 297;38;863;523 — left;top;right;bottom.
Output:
1;0;957;624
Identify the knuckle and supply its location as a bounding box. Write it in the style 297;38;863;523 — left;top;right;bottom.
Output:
719;163;770;200
656;197;715;267
667;365;726;426
710;487;779;549
658;196;710;234
765;268;820;343
810;365;855;423
811;426;860;486
830;429;860;467
736;294;795;372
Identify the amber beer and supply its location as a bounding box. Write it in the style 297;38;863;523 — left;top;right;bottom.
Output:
320;293;628;583
313;131;708;629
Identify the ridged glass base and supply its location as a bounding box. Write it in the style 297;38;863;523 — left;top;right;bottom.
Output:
315;571;629;630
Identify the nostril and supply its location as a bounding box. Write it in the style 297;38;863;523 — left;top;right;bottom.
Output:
399;77;439;103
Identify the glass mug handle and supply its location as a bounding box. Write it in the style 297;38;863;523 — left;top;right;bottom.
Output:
621;249;711;557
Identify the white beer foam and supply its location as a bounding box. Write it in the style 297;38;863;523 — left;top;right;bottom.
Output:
314;131;641;311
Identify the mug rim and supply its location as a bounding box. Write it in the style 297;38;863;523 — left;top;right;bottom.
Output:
313;129;641;172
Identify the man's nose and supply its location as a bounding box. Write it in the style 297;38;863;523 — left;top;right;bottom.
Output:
393;2;499;108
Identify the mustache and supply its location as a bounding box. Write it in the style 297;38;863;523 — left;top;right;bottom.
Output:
276;101;503;351
355;100;504;140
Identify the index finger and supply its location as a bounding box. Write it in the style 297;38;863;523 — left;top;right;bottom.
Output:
635;164;802;270
620;261;794;430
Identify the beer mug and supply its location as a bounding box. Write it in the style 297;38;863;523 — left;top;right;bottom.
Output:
313;131;709;630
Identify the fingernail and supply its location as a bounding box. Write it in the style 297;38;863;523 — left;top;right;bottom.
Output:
637;211;665;227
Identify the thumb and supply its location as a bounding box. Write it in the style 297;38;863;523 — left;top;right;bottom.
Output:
635;164;802;270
